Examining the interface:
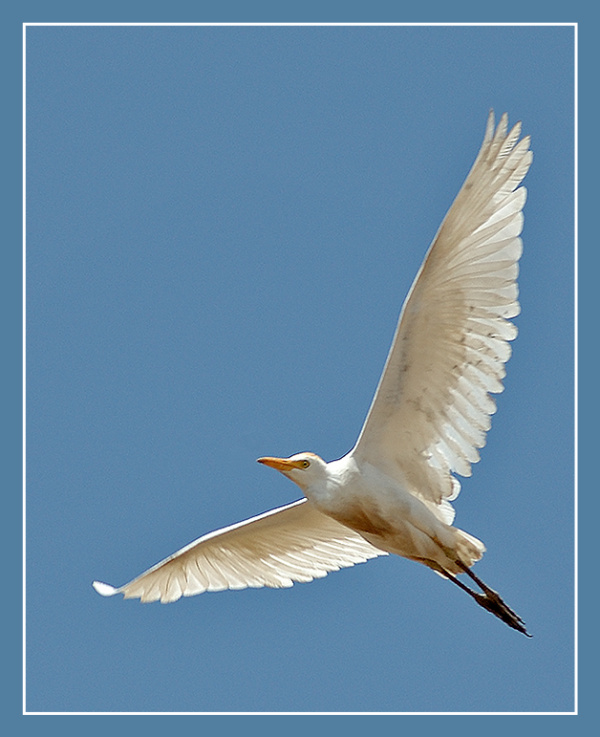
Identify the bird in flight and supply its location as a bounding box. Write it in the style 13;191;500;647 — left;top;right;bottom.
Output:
93;111;532;636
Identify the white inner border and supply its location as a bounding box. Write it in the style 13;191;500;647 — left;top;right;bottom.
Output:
22;20;578;717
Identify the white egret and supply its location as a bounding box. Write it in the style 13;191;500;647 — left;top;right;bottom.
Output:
93;111;532;635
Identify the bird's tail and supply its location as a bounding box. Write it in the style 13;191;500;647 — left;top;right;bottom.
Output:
440;528;486;574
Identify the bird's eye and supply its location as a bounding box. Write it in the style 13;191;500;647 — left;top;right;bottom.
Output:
301;460;310;468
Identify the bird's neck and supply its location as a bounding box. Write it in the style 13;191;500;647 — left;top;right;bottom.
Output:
303;455;358;513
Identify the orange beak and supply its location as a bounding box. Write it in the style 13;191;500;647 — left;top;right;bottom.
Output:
257;456;305;473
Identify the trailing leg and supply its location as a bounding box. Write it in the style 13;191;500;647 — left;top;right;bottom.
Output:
442;562;531;637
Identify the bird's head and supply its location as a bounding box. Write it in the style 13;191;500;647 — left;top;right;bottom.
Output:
257;452;328;491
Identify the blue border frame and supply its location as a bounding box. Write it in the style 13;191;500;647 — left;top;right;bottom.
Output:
7;1;590;732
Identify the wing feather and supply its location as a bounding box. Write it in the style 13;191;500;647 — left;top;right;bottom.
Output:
92;499;385;603
353;112;532;511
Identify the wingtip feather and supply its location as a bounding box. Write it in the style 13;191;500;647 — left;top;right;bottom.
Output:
92;580;119;597
484;109;495;141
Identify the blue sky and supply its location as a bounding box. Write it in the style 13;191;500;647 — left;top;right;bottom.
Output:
24;24;575;714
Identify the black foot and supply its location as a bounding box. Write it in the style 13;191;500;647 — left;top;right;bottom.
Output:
472;588;531;637
448;560;531;637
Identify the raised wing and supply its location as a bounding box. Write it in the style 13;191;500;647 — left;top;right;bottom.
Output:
353;112;532;512
92;498;385;603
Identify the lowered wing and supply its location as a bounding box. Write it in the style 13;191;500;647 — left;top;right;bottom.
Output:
93;498;385;603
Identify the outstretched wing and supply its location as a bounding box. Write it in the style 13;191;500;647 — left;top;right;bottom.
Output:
93;498;385;603
353;112;532;513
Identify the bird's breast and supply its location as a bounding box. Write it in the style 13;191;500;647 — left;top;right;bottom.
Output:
305;458;452;562
326;499;397;538
306;458;418;540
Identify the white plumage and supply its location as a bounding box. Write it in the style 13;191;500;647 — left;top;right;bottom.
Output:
93;112;532;634
94;499;384;603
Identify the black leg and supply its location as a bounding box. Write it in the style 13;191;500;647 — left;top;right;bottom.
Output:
440;563;531;637
454;559;496;594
